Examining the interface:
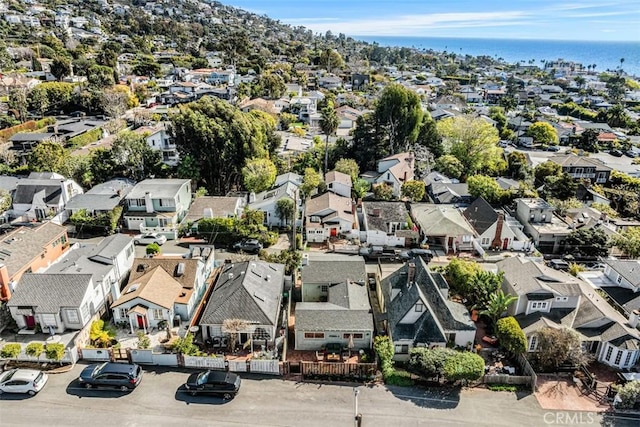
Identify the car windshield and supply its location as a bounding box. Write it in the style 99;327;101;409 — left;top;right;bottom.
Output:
94;362;109;376
196;371;209;385
34;372;44;384
1;369;16;382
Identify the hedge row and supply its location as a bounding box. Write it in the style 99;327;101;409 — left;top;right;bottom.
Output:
0;117;56;141
66;127;103;149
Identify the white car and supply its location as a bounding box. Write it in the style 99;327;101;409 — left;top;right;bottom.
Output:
133;233;167;246
0;369;48;396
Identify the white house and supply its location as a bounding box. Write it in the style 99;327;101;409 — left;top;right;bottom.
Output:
362;153;415;198
305;192;355;243
360;201;417;247
248;180;302;227
325;170;352;198
10;172;83;224
134;123;179;166
499;257;640;370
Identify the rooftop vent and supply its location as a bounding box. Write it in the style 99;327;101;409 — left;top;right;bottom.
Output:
176;262;185;277
126;283;140;293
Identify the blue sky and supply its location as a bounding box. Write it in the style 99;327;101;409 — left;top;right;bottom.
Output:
229;0;640;41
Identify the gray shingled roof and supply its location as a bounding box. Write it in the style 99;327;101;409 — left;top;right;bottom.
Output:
362;201;409;233
126;179;190;199
463;197;498;235
13;180;64;205
65;194;122;212
382;258;474;345
7;273;92;313
606;260;640;287
301;253;366;284
0;222;67;277
184;196;244;223
497;257;583;297
199;261;284;326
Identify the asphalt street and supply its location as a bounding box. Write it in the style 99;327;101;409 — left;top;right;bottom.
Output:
1;363;638;427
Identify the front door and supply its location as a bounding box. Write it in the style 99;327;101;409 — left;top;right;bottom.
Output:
330;228;337;237
137;315;145;328
24;315;36;329
502;238;509;250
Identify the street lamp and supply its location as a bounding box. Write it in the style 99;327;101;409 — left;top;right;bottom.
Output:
353;388;361;427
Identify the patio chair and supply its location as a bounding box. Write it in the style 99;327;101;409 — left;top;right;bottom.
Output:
315;351;325;362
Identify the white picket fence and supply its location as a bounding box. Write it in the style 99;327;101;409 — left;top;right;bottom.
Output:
80;348;111;361
183;355;226;370
250;359;280;375
130;349;178;366
4;344;79;364
227;360;247;372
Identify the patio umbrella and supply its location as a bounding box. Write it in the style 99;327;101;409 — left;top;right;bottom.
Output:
348;334;355;357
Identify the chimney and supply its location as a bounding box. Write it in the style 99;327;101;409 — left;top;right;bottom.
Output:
144;192;153;213
0;264;11;302
110;278;121;302
407;262;416;286
629;310;640;329
491;212;505;249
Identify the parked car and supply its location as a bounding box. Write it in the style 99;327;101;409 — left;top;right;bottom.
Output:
232;238;263;253
0;369;48;396
625;150;639;158
545;145;561;152
610;149;624;157
547;259;570;271
399;249;434;262
184;370;241;399
78;362;143;391
133;232;167;246
359;246;401;262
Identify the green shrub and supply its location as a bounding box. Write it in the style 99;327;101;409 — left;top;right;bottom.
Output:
487;384;518;392
374;336;395;374
495;316;527;355
45;343;65;361
1;343;22;358
0;117;55;141
408;347;456;378
616;380;640;409
384;369;414;386
444;352;485;384
65;127;103;149
137;331;151;350
146;243;161;255
25;342;44;359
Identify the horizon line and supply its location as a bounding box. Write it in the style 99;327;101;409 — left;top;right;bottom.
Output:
350;35;640;44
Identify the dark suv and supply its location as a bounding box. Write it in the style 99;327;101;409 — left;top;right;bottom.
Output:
232;239;263;253
184;370;241;399
78;362;143;391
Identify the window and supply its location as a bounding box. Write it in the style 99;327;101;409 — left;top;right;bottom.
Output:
152;309;164;320
343;333;364;339
624;352;632;367
320;285;328;293
605;346;614;362
158;198;175;207
395;344;409;354
126;244;134;258
462;235;472;243
65;309;79;323
118;308;127;318
81;304;90;319
415;302;424;312
614;350;623;365
616;275;622;284
541;214;546;221
128;199;146;207
555;297;568;302
304;332;324;339
481;238;490;245
530;301;548;311
310;216;321;223
529;335;538;352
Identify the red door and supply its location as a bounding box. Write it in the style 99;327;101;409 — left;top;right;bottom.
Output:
137;315;145;328
24;315;36;329
330;228;337;237
502;238;509;250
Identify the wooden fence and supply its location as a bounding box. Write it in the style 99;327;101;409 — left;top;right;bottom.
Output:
300;362;377;380
515;353;538;393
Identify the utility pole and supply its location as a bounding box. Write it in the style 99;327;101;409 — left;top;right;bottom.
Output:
354;388;361;427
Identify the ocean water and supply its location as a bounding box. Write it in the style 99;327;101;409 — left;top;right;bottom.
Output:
355;36;640;77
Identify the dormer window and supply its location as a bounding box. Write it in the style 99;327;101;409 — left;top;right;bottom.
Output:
310;216;321;223
415;302;424;312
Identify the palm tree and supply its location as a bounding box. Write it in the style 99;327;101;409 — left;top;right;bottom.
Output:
480;290;518;327
320;101;339;174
